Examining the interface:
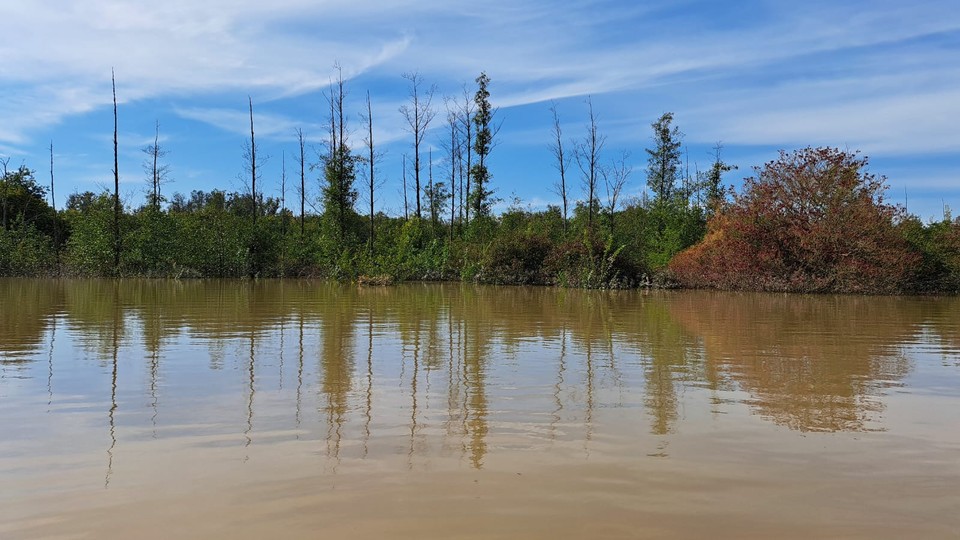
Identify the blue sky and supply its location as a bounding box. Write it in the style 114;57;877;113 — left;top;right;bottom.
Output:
1;0;958;220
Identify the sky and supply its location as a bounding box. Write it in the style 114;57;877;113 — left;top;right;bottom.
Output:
1;0;959;220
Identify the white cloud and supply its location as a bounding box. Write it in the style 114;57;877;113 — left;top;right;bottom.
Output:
2;0;960;223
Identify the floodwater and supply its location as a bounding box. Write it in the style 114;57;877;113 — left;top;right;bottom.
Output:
1;279;958;539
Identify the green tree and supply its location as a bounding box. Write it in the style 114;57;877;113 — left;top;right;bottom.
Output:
705;143;735;210
646;112;683;203
322;67;358;247
469;72;496;218
0;165;54;234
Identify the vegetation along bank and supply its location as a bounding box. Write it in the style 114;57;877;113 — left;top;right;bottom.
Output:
1;72;958;293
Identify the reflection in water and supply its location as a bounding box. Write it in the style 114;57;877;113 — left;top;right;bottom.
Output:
244;328;255;456
106;283;119;488
46;314;55;409
667;293;917;432
2;279;959;539
363;309;373;458
296;311;304;435
2;280;959;471
319;288;354;467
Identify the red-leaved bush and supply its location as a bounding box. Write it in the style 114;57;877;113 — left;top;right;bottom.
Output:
670;147;920;293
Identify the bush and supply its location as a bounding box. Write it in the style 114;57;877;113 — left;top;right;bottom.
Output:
477;231;553;285
0;223;56;275
670;147;921;293
543;235;641;289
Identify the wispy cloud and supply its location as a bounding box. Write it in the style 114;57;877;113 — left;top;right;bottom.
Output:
2;0;959;218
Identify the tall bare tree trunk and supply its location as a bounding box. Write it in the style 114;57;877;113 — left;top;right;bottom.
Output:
249;97;257;225
1;158;9;231
296;128;306;241
428;147;436;227
402;154;409;220
447;111;458;241
248;96;258;278
400;72;437;220
575;97;605;237
365;91;375;255
50;141;59;268
550;103;569;234
112;69;121;275
280;151;287;274
457;86;475;225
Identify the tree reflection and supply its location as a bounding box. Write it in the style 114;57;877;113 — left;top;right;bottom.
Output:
317;286;355;465
668;292;920;432
6;278;954;481
0;279;63;367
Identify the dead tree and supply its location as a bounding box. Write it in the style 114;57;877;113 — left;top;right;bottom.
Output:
50;141;59;267
142;120;169;210
296;128;306;240
549;103;569;234
360;90;379;255
455;85;475;223
402;154;409;220
1;157;9;230
602;151;631;236
242;96;262;278
428;147;436;227
443;108;459;240
249;96;257;224
112;69;121;274
399;72;437;219
574;96;605;236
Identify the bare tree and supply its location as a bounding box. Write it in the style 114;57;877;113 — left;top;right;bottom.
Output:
360;90;381;255
401;154;409;220
428;147;436;226
399;71;437;220
602;150;631;236
549;102;569;234
442;108;460;240
248;96;258;224
574;96;605;235
280;152;287;233
241;96;265;278
142;120;169;210
0;157;9;230
50;141;59;267
295;128;306;240
112;69;121;274
454;86;475;224
280;151;287;273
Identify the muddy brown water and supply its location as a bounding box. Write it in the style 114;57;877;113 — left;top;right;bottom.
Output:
1;279;958;539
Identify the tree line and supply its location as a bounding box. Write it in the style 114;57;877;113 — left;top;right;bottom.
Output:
1;68;958;293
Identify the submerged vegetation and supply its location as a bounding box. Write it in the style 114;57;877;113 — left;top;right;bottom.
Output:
1;71;958;294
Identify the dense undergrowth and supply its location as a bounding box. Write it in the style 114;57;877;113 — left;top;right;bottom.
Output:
2;147;959;294
0;186;704;288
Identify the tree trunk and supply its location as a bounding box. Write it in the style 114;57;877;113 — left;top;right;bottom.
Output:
112;69;121;275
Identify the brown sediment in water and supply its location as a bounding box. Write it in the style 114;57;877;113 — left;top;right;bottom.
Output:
1;279;958;539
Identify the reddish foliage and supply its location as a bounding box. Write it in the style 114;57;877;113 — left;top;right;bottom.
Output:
670;147;921;293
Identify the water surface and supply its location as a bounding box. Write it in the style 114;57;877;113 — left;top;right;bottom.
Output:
1;279;958;539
